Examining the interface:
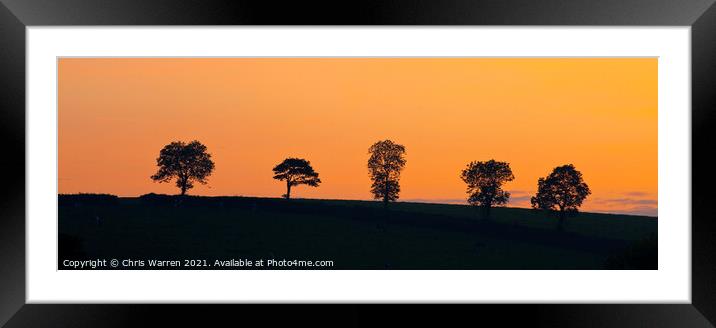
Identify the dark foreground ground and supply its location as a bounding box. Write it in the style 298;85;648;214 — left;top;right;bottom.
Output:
58;194;657;270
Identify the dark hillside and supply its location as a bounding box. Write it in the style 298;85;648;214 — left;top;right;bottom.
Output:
58;194;657;270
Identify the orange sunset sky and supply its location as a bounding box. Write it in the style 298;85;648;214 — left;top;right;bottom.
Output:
58;58;657;216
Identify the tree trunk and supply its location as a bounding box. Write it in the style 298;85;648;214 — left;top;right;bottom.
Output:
482;205;491;220
285;181;292;199
557;208;565;231
179;172;188;196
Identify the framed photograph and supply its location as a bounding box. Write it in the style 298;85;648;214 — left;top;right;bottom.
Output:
1;0;715;326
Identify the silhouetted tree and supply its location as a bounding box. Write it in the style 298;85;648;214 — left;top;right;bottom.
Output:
150;140;215;196
272;158;321;199
531;164;591;231
367;140;407;206
460;160;514;219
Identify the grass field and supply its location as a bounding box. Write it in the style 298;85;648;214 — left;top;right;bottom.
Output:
58;194;657;270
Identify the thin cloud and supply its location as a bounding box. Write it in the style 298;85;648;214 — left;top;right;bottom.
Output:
404;191;658;217
593;198;658;206
590;206;657;217
623;191;656;197
509;195;532;204
402;198;467;205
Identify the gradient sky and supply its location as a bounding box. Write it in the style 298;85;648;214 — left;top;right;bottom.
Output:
58;58;657;216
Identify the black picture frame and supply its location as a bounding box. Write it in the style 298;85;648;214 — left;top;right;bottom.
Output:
1;0;715;326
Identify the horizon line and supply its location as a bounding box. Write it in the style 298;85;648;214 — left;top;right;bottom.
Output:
58;192;658;218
